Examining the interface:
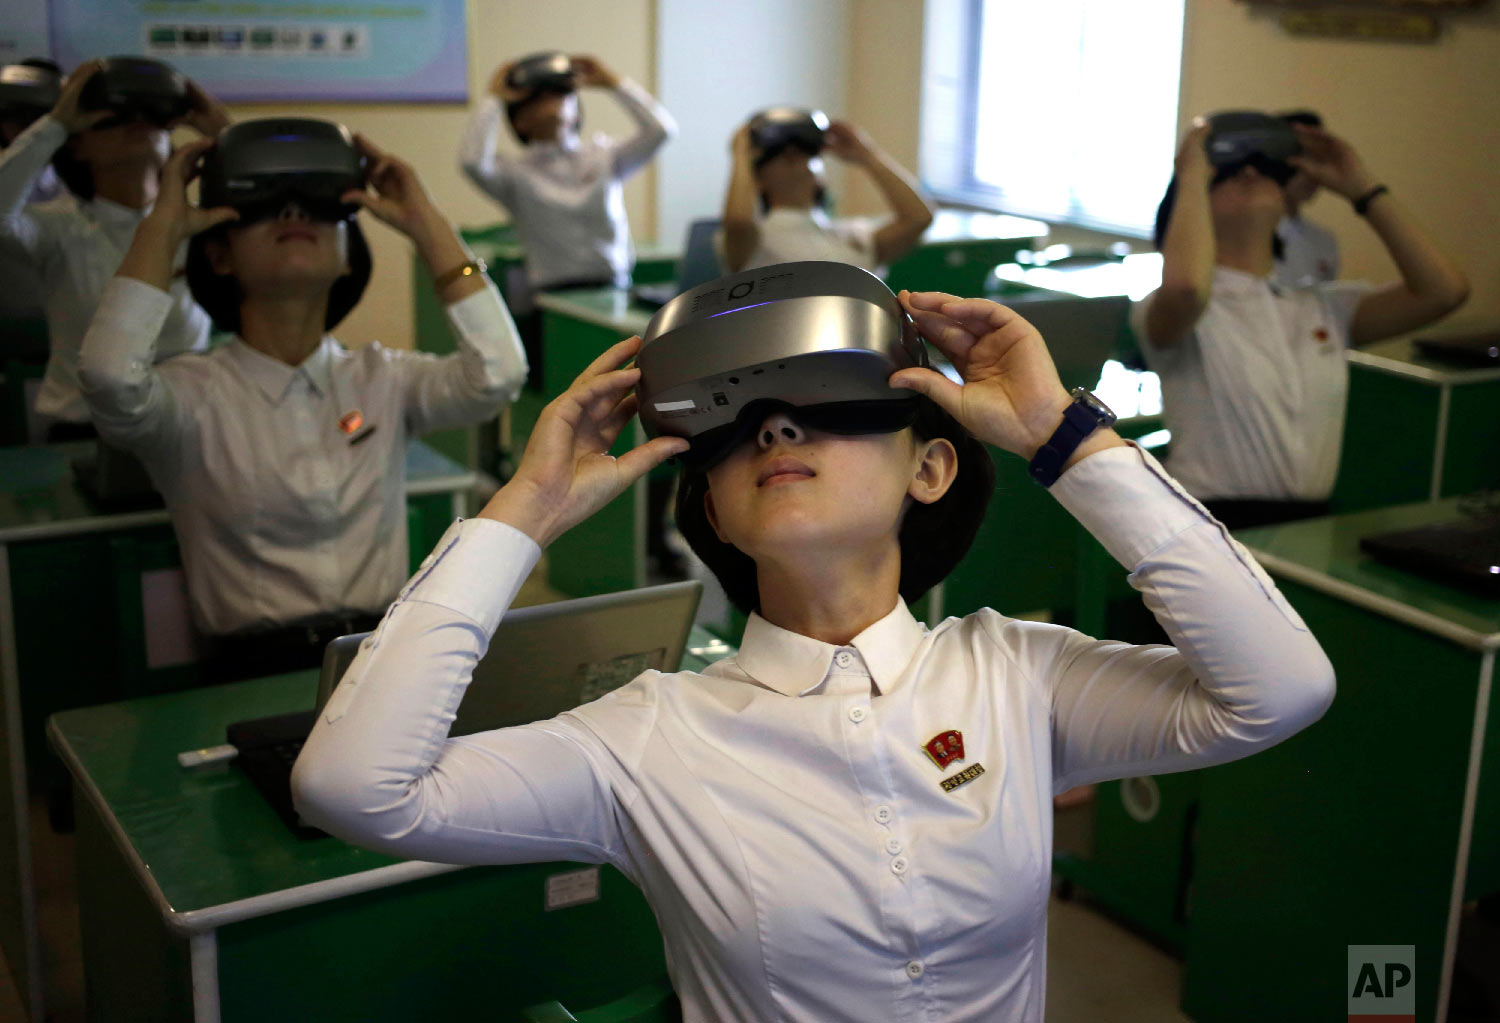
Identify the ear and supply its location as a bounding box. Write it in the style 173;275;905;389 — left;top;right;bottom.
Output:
204;235;234;277
702;487;731;545
908;436;958;506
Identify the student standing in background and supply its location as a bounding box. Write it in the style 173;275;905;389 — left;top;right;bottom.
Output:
1137;120;1468;530
459;52;676;387
1274;110;1340;289
720;114;934;274
0;57;226;439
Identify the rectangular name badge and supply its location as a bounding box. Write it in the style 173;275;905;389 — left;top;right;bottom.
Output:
544;866;601;911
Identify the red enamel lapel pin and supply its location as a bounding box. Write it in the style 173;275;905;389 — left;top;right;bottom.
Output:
922;730;965;770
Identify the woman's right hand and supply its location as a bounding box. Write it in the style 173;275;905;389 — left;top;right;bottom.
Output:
479;336;688;547
487;62;526;104
50;59;111;134
730;122;754;163
1174;119;1213;183
142;139;239;245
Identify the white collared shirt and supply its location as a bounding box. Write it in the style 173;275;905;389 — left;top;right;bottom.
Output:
293;444;1334;1022
458;84;676;299
0;116;211;423
77;275;527;636
1274;213;1340;290
736;206;881;274
1133;266;1373;502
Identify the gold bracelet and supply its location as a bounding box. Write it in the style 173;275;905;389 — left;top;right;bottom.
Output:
433;257;488;289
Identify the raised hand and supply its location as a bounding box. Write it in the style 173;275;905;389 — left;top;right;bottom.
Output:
480;336;689;546
570;55;620;89
180;79;232;137
149;138;239;243
824;120;874;165
340;134;437;238
892;291;1084;460
488;61;526;104
1176;120;1213;183
1288;125;1378;200
50;59;111;133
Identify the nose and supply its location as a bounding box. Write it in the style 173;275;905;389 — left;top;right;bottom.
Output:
277;201;310;223
756;411;806;451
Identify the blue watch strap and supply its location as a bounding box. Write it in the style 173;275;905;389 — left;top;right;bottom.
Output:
1027;389;1116;488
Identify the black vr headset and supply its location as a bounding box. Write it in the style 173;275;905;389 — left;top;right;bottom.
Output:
1204;110;1302;186
0;62;61;125
506;52;577;96
79;56;190;130
636;260;930;470
199;117;367;224
748;107;830;170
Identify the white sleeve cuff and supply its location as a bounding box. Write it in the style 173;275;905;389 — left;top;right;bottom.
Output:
398;516;542;636
80;276;177;383
1048;442;1216;569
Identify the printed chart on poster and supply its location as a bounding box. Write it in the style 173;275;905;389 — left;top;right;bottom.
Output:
46;1;468;102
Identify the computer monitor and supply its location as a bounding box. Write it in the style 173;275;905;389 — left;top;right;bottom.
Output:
1002;293;1130;391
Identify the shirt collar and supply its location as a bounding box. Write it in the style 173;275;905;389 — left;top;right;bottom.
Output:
228;337;336;405
735;597;927;698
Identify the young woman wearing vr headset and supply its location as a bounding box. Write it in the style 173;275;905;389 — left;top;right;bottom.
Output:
1139;117;1468;530
294;264;1335;1019
721;109;935;275
459;52;676;387
77;127;528;682
0;56;228;438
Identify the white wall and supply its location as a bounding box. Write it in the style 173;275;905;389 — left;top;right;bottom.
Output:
654;0;851;247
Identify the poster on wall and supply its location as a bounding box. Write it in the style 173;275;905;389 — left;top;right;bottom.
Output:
47;1;468;102
2;0;52;60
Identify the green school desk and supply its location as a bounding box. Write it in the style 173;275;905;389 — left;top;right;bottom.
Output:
45;626;733;1023
883;210;1048;297
1334;338;1500;514
0;439;475;1022
1180;500;1499;1023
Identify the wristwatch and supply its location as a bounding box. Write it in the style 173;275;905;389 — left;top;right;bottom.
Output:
1027;387;1118;488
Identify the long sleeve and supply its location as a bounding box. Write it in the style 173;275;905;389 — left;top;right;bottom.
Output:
396;277;527;436
607;79;676;181
291;518;633;865
1036;443;1335;792
457;95;516;207
0;115;67;258
76;276;195;464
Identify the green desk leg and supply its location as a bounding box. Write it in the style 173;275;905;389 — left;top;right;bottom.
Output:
1441;379;1500;498
541;311;641;597
1182;580;1478;1023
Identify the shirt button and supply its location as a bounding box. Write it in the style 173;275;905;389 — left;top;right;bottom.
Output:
874;805;892;825
886;837;903;855
848;706;867;724
891;856;909;876
906;960;924;979
834;650;854;668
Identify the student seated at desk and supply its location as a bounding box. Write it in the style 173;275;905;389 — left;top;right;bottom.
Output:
459;51;675;385
78;124;527;683
0;57;228;440
294;266;1336;1021
1137;118;1468;530
720;108;934;274
1274;110;1340;290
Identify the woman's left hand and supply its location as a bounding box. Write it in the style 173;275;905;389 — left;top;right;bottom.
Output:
824;120;874;164
179;79;232;137
570;55;620;89
341;134;439;238
1288;125;1378;201
891;291;1077;459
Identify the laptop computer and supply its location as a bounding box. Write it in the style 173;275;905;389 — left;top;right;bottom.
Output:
631;218;723;309
1359;515;1500;598
1413;331;1500;368
227;579;703;837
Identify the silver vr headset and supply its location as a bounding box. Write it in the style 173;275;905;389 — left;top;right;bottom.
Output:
636;260;930;470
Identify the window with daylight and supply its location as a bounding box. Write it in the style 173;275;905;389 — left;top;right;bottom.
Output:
919;0;1186;237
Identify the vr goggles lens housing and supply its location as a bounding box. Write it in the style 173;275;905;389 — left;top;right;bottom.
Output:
199;117;367;224
1205;110;1300;172
0;64;61;120
79;56;189;130
749;108;830;169
1211;152;1297;188
636;259;930;469
507;52;577;97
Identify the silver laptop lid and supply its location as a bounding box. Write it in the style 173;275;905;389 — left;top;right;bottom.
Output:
316;580;703;734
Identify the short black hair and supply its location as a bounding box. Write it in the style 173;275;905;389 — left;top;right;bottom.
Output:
674;395;996;616
1279;109;1323;128
185;218;373;335
1152;173;1283;260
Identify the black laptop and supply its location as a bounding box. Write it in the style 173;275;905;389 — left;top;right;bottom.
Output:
1413;331;1500;368
1359;515;1500;598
